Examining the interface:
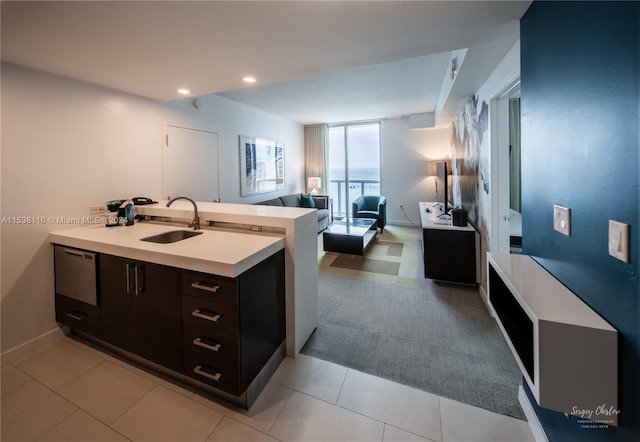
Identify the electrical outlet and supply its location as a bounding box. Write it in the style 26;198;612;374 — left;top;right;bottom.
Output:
89;204;108;215
553;205;571;236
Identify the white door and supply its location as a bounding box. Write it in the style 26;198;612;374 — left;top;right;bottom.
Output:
165;125;219;202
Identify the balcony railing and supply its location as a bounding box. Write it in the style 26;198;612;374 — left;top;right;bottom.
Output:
328;179;380;217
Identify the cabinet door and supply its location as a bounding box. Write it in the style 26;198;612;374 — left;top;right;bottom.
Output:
100;255;183;372
137;262;183;372
100;254;137;353
423;229;477;284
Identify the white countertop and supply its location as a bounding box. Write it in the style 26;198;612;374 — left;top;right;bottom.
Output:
418;202;476;232
137;200;314;226
49;222;285;278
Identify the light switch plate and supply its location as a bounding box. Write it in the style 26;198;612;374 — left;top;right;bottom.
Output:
553;205;571;236
608;220;629;263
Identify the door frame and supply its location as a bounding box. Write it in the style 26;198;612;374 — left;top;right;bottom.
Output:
489;76;521;254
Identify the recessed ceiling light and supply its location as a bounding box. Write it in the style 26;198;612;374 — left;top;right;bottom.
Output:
243;76;257;84
177;89;191;95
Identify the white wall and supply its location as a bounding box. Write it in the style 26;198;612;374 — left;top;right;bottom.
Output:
0;63;303;354
381;118;450;226
163;95;304;204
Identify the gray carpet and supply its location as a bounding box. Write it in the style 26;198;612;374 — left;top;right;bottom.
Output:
302;240;525;420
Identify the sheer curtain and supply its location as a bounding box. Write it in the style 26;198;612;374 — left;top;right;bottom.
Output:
304;124;329;193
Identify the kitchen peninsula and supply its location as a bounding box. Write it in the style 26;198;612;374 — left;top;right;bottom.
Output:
135;200;319;356
49;199;319;408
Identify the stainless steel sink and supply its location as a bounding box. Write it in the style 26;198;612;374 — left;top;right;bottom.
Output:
140;230;203;244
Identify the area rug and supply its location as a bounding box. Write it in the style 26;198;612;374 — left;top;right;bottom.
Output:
319;226;420;287
308;225;525;420
330;254;401;276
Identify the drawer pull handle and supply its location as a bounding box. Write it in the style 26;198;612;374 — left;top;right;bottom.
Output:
192;309;221;322
193;337;222;352
194;365;221;382
191;282;220;293
191;281;220;293
66;311;87;321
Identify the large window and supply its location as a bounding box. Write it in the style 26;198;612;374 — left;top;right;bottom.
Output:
328;122;381;217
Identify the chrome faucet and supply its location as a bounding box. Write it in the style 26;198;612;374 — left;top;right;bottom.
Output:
166;196;201;230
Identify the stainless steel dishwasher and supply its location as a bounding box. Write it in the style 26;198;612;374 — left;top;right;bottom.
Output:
54;246;98;305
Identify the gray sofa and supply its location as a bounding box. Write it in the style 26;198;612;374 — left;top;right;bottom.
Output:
256;194;330;233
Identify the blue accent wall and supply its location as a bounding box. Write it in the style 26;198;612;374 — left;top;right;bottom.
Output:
520;1;639;441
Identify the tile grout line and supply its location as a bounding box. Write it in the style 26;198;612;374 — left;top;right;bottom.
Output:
437;395;444;442
334;366;350;405
331;368;448;441
9;377;79;441
333;368;395;438
201;410;226;442
265;387;293;439
107;380;161;431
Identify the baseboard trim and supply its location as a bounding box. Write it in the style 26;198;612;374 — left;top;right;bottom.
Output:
519;385;548;442
386;220;419;228
1;327;68;366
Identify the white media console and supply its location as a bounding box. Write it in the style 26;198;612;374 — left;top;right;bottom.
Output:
487;252;618;426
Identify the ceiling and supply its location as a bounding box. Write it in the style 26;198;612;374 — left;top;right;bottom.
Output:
1;1;531;127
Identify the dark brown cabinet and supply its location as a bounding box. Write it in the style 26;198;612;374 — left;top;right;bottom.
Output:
181;250;285;396
54;244;285;407
422;227;479;284
419;202;480;285
100;254;183;372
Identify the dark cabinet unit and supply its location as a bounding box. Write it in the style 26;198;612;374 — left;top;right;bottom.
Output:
100;254;183;372
54;243;285;408
182;250;285;396
418;202;480;285
422;228;478;284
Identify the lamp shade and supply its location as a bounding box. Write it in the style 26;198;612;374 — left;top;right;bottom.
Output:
307;177;321;189
427;159;452;176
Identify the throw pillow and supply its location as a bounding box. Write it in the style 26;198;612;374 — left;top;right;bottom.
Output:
300;194;317;208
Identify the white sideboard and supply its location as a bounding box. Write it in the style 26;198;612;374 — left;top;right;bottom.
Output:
487;252;618;426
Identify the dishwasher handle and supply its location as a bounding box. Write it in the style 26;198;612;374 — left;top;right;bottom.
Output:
63;248;85;257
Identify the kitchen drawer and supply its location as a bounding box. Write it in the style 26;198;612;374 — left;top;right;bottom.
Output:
184;350;240;395
182;295;238;335
182;271;237;306
55;294;101;337
183;323;239;366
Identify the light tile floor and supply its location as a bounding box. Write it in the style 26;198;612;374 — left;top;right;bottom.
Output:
1;337;536;442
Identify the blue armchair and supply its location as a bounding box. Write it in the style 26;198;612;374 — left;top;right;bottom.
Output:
352;195;387;232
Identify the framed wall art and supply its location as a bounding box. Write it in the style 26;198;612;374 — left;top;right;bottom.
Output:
240;135;285;196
